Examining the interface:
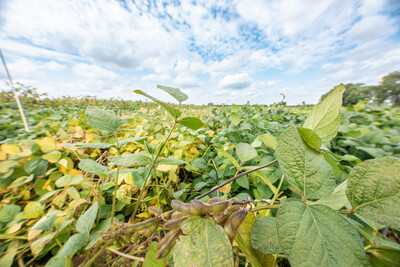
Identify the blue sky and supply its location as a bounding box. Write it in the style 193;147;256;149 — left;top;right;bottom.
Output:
0;0;399;105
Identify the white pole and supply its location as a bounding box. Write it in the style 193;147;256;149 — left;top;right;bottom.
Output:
0;48;31;132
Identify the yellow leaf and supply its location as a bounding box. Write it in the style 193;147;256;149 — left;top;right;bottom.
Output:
36;137;56;152
189;146;199;154
160;199;167;205
1;144;20;155
136;212;149;218
0;151;6;161
157;164;173;172
227;145;236;151
68;169;83;175
219;183;231;194
68;121;79;126
74;126;84;138
18;149;32;157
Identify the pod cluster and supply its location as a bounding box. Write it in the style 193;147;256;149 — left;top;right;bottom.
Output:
96;198;250;260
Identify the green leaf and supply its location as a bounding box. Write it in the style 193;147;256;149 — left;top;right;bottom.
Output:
55;175;83;187
45;256;72;267
303;84;345;142
24;158;48;176
297;126;322;151
276;199;368;267
157;85;188;103
236;143;257;163
31;232;57;256
236;213;275;267
173;217;234;267
346;156;400;230
57;233;88;258
85;218;111;249
32;214;57;230
217;148;240;170
117;137;146;147
313;180;348;210
86;107;122;132
63;143;114;149
78;159;109;176
134;90;181;119
276;125;335;199
251;216;282;254
178;117;204;130
143;241;164;267
231;112;241;126
108;154;151;167
260;133;277;150
76;202;98;235
236;176;249;189
0;205;21;223
156;157;188;165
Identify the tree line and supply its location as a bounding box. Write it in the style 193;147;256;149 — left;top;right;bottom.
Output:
321;71;400;106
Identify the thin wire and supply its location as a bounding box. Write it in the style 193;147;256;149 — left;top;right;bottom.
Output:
0;48;30;132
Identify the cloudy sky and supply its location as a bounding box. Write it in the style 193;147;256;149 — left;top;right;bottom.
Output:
0;0;399;105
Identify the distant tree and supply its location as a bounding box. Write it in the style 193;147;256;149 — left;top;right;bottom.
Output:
320;83;372;106
207;102;214;106
377;71;400;106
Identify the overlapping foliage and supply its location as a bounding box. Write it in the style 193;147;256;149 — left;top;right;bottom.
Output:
0;84;399;266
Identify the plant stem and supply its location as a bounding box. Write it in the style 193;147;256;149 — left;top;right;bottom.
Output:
252;204;281;212
131;120;177;220
106;248;145;262
195;159;278;200
82;240;112;267
265;175;284;217
110;135;121;224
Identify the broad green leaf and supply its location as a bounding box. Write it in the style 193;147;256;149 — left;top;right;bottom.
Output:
217;148;240;170
45;256;73;267
0;204;21;223
86;107;122;132
85;218;111;249
322;151;340;178
346;156;400;230
276;199;368;267
297;126;321;151
63;143;113;149
236;143;257;163
108;154;151;167
9;174;34;188
236;213;275;267
276;125;335;198
313;180;348;210
55;175;83;187
57;233;88;258
0;250;17;267
32;214;57;230
260;133;277;150
20;201;43;219
31;232;57;256
78;159;109;176
24;158;48;176
173;217;234;267
117;137;146;147
178;117;204;130
156;157;188;165
143;241;164;267
236;175;249;189
231;112;241;126
251;216;282;254
76;202;98;235
134;90;181;119
157;85;188;103
303;84;345;142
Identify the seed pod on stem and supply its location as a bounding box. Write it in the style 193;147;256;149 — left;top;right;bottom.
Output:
164;216;189;229
214;205;241;225
190;199;212;216
224;208;250;242
122;217;160;233
171;199;194;215
148;206;163;217
156;229;182;259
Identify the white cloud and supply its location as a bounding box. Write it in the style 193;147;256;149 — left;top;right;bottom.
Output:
218;73;253;89
174;74;202;88
72;63;120;80
0;0;399;105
